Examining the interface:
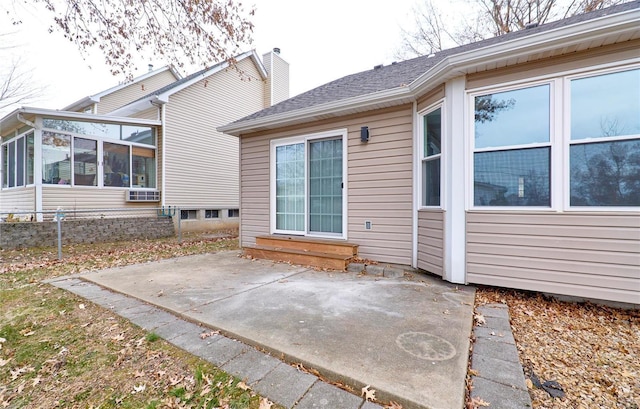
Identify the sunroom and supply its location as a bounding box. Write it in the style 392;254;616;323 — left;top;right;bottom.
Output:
0;108;161;220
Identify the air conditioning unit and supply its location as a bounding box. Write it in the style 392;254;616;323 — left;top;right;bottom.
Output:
126;190;160;202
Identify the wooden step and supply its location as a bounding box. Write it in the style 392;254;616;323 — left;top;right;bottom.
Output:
255;235;358;257
244;245;351;271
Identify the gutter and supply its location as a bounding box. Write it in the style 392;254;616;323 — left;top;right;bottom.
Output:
219;6;639;136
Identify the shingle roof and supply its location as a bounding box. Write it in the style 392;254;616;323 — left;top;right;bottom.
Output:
231;1;638;125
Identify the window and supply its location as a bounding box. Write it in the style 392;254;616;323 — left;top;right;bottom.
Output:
421;107;442;206
227;209;239;218
181;210;197;220
103;143;130;187
205;209;219;218
272;130;345;237
42;131;71;185
40;118;157;189
473;84;551;206
1;132;34;189
569;68;640;206
73;138;97;186
132;147;156;188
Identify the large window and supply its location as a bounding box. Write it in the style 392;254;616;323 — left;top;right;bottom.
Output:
569;68;640;206
421;107;442;206
272;131;345;237
1;131;34;188
40;119;157;189
42;131;71;185
473;84;551;206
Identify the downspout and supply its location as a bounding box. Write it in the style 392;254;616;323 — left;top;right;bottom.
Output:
159;103;167;207
412;100;418;268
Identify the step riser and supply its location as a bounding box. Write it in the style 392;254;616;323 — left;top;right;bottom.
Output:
244;247;348;271
256;237;357;256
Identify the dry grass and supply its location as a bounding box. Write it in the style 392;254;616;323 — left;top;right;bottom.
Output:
0;231;283;409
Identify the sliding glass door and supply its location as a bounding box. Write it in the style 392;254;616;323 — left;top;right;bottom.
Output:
272;131;345;237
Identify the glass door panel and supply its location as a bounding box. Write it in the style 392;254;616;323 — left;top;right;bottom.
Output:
309;138;342;234
275;143;305;232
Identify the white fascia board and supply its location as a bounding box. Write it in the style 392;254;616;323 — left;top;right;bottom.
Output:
16;107;161;126
61;66;178;111
409;8;640;95
108;96;165;117
156;50;264;100
250;50;269;80
114;50;265;117
218;86;414;135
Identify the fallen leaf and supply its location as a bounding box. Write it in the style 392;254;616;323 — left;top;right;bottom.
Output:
474;313;486;326
169;375;183;386
132;384;146;394
259;398;273;409
237;381;250;391
111;333;125;341
385;401;403;409
32;376;41;386
361;385;376;401
79;304;85;309
471;396;490;406
468;369;480;376
134;370;145;378
0;359;10;367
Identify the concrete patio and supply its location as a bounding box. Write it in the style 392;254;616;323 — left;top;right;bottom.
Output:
66;251;476;408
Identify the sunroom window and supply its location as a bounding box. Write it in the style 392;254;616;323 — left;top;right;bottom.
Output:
473;84;551;206
569;68;640;206
40;119;157;189
1;132;34;188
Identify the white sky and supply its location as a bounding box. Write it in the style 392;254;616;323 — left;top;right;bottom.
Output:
0;0;469;117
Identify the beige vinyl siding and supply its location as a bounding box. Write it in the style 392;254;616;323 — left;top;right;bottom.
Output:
417;85;445;112
239;134;271;247
417;210;444;276
466;211;640;304
239;105;414;265
41;186;143;210
467;39;640;89
0;187;35;212
262;54;272;108
129;107;159;121
270;53;289;105
163;57;265;208
96;70;178;114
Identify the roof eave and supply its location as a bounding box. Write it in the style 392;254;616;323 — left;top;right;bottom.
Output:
1;107;160;135
410;6;640;94
221;6;639;136
218;86;415;136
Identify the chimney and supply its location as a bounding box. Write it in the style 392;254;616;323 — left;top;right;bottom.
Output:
262;48;289;107
148;64;154;72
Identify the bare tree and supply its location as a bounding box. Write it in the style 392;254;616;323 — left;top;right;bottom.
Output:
398;0;630;58
0;59;41;111
0;32;44;113
4;0;255;79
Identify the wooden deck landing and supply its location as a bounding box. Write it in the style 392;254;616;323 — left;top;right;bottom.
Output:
243;235;358;270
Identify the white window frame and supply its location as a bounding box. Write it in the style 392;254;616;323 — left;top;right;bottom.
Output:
40;125;158;190
468;79;556;211
418;102;444;210
269;128;348;239
466;61;640;212
1;129;35;190
563;64;640;211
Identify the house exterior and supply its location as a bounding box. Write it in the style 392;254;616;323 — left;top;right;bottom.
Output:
1;49;289;230
219;3;640;304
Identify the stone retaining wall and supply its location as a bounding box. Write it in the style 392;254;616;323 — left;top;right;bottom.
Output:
0;217;175;249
